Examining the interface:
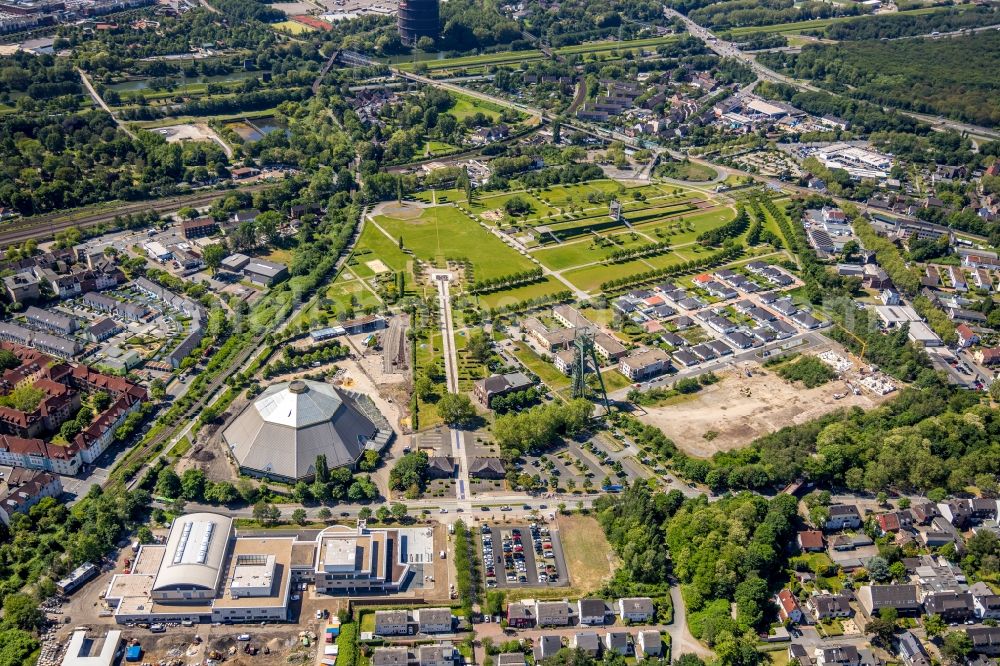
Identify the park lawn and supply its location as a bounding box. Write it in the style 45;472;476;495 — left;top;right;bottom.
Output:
405;50;544;72
468;192;558;223
658;160;718;182
554;34;678;56
449;94;506;121
374;205;534;280
556;513;618;594
324;277;382;312
412;188;466;205
513;341;571;390
353;223;413;277
643;252;691;271
534;180;624;207
642;206;736;246
727;4;953;35
562;257;656;293
532;239;615;272
476;276;567;309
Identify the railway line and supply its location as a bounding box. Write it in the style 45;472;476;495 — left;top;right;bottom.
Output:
0;183;271;246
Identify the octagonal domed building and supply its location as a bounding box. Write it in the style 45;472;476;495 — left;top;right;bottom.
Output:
223;379;384;482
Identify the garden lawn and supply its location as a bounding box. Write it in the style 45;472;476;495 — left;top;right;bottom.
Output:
374;205;534;280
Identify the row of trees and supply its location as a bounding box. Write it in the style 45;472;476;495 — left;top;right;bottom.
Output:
697;207;749;246
600;241;743;291
469;268;544;295
607;240;671;263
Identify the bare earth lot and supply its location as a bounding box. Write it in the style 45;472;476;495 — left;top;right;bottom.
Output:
637;365;890;457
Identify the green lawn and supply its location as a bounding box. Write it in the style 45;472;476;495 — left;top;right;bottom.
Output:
449;94;506;121
534;180;625;207
562;257;659;293
476;276;568;309
513;341;571;390
373;205;535;280
467;192;559;223
351;223;413;275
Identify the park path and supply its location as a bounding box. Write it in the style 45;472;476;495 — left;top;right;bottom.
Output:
78;68;137;141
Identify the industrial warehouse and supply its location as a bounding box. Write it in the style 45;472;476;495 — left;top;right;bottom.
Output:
103;513;433;625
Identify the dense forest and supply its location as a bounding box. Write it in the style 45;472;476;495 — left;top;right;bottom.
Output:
0;112;228;214
760;32;1000;127
596;483;800;663
821;6;1000;41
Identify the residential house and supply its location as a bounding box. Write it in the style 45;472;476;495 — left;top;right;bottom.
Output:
469;458;505;480
798;530;825;552
533;636;562;662
923;592;975;623
497;655;526;666
577;599;608;626
372;647;409;666
814;645;862;666
636;631;662;659
619;597;655;623
3;273;40;304
968;627;1000;656
875;512;912;536
24;306;76;336
506;602;534;629
973;348;1000;366
956;323;980;348
85;318;122;343
180;217;219;239
473;372;532;407
593;333;627;361
417;645;455;666
971;582;1000;620
415;608;452;634
857;585;921;617
572;633;600;657
897;631;931;666
825;504;862;531
808;594;852;621
535;601;571;626
604;632;630;656
374;610;410;636
0;469;62;526
777;589;804;624
425;457;454;480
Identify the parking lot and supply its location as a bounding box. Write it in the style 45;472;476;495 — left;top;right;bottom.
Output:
479;523;569;590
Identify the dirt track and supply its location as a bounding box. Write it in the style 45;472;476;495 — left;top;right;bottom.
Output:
637;365;889;457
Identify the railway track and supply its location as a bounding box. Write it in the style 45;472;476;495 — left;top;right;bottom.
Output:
0;183;271;246
114;335;265;490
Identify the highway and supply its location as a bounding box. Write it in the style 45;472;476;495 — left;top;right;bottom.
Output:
663;7;1000;142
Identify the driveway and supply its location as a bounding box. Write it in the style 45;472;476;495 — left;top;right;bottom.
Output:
668;583;715;659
